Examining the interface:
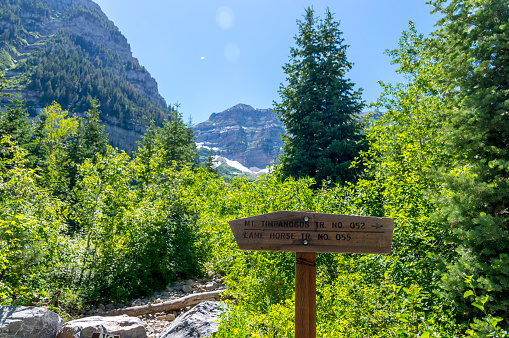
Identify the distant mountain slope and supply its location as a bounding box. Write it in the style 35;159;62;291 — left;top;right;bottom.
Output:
0;0;172;152
194;104;285;169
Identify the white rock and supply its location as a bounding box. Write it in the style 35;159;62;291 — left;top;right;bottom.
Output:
205;281;218;291
57;314;146;338
0;306;63;338
157;301;225;338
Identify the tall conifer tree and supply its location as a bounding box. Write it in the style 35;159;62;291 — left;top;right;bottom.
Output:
431;0;509;319
0;73;31;156
274;7;365;185
158;110;198;169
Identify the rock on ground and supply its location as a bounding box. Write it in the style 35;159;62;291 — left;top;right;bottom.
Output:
158;301;224;338
57;314;146;338
0;305;63;338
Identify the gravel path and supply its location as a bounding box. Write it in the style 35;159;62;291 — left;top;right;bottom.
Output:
84;277;226;338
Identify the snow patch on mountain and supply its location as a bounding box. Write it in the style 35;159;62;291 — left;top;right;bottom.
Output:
195;142;220;151
214;156;269;175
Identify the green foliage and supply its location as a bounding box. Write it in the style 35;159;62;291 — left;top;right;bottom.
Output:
157;110;198;169
0;94;32;155
210;22;471;337
67;100;108;166
430;0;509;320
0;135;205;306
34;101;109;207
315;265;457;337
346;23;455;290
31;102;80;204
464;276;508;338
204;149;218;176
30;102;79;171
134;111;198;186
274;7;365;185
0;136;66;305
67;147;204;301
216;299;294;338
0;49;13;69
134;121;163;187
0;81;203;305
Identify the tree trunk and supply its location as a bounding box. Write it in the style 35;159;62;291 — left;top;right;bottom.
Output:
100;290;224;317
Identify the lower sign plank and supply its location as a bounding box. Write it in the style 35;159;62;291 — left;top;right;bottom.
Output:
229;211;394;254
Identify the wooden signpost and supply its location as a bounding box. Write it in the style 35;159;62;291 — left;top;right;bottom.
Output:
229;210;394;338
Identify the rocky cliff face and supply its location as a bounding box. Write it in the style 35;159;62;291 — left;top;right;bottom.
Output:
194;104;285;170
2;0;144;88
0;0;169;153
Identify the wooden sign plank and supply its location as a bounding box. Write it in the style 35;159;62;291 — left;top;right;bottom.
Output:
229;210;394;254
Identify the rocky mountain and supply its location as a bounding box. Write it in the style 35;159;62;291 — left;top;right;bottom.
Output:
0;0;172;152
194;104;285;170
0;1;286;167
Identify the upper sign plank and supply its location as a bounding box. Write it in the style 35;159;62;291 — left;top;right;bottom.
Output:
229;211;394;254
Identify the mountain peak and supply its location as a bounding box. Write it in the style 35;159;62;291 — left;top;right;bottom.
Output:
194;104;285;169
208;104;274;125
228;103;255;111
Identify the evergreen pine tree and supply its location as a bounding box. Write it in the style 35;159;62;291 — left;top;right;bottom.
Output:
205;149;218;176
157;110;198;169
0;95;33;160
431;0;509;319
66;100;108;195
274;7;365;185
30;110;50;170
134;121;160;186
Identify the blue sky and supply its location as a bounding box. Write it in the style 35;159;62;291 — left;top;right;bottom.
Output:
93;0;439;124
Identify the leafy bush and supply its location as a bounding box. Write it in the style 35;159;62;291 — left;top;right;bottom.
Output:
0;137;66;305
66;147;205;302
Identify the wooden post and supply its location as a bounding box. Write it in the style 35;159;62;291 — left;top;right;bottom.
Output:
295;252;316;338
229;211;394;338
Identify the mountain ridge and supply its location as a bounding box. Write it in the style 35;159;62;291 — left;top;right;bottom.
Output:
1;0;171;152
194;103;285;169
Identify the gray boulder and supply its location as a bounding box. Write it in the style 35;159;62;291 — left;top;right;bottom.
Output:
57;314;146;338
158;301;224;338
181;284;193;293
0;305;64;338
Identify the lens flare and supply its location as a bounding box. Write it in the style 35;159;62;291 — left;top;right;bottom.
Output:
216;7;234;30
